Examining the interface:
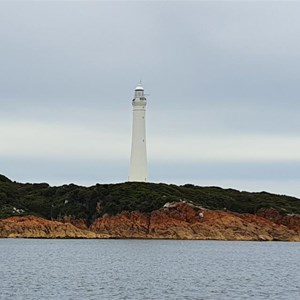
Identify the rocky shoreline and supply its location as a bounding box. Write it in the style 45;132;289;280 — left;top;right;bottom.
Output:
1;202;299;241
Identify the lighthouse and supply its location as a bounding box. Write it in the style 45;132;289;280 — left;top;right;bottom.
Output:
129;82;147;182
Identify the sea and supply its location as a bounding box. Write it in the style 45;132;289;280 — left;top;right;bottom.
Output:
0;239;299;300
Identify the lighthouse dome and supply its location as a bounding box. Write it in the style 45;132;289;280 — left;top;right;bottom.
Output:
135;82;144;91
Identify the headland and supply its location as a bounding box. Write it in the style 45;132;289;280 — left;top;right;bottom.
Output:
1;174;299;241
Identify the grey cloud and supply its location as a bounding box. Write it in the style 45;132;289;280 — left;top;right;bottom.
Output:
1;1;300;197
149;161;300;181
1;158;127;186
1;2;300;106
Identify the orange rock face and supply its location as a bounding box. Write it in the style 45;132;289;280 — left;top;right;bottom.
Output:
0;216;99;239
90;211;150;238
1;203;299;241
90;202;300;241
257;208;300;233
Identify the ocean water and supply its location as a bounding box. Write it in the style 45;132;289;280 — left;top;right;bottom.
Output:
0;239;299;300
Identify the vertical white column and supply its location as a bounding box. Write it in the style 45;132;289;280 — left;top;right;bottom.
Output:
129;83;147;182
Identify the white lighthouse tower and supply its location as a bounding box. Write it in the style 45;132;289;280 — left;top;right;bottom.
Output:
129;82;147;182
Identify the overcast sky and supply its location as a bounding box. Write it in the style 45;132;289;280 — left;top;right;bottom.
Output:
1;1;300;197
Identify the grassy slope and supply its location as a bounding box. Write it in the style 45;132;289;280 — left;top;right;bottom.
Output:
1;174;300;224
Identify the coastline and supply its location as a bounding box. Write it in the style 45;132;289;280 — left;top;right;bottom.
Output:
1;202;299;241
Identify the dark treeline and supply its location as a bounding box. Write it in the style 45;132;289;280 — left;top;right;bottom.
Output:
1;174;300;224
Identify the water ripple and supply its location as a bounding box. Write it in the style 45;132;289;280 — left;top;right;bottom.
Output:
0;240;299;300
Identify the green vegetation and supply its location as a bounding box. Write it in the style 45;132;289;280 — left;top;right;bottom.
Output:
1;174;300;223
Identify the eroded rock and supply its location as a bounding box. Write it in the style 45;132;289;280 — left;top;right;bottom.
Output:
1;203;299;241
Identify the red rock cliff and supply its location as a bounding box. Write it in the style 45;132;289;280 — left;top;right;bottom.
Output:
256;208;300;233
90;202;300;241
0;216;99;238
1;203;299;241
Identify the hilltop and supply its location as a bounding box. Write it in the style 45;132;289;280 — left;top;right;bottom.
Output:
1;174;300;223
1;174;300;240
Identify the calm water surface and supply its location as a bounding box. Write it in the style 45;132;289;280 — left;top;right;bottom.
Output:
0;239;299;300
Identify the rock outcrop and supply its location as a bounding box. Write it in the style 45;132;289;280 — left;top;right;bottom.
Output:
1;203;299;241
90;202;300;241
256;208;300;233
0;216;101;238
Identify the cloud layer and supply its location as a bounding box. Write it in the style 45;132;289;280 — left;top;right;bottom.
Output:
1;2;300;197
